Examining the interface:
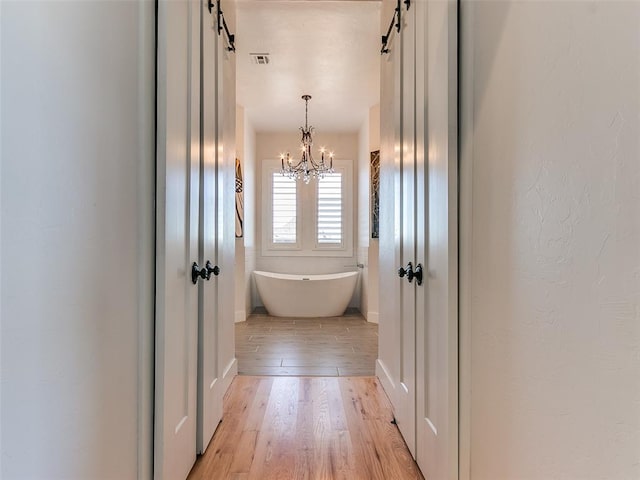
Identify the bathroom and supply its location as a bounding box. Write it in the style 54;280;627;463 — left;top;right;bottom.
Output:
231;2;382;375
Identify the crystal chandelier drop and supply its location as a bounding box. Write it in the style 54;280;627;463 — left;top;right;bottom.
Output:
280;95;334;184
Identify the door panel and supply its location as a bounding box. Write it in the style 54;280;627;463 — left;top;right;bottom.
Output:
197;0;223;454
415;1;459;478
155;0;201;479
397;1;417;456
377;0;403;406
379;0;459;477
216;0;238;391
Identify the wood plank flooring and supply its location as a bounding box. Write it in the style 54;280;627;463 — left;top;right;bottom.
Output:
187;376;424;480
236;311;378;376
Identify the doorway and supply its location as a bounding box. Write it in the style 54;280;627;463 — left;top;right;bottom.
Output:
154;0;460;479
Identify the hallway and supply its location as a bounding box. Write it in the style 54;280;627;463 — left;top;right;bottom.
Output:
187;376;423;479
2;1;640;479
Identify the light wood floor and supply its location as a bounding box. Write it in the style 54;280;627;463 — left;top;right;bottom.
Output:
187;376;423;480
235;311;378;376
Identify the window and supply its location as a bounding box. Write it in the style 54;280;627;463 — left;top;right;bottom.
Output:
272;173;297;244
316;173;343;245
262;159;352;257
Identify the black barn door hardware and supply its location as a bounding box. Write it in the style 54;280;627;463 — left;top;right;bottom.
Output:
217;1;236;52
381;0;401;54
381;0;410;54
206;1;236;51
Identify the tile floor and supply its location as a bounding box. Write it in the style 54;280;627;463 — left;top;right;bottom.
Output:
235;309;378;376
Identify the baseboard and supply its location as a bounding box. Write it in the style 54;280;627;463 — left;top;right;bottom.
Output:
221;357;237;395
376;359;396;406
367;311;379;324
235;310;246;323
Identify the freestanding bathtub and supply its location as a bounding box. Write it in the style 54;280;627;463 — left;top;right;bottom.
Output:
253;271;359;318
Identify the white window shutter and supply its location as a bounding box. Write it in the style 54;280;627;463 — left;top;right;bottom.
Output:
272;174;297;243
317;173;342;244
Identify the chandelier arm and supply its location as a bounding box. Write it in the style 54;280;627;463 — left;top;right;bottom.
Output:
308;155;321;169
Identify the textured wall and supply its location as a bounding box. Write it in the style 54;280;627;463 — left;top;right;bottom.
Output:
1;1;155;477
462;2;640;478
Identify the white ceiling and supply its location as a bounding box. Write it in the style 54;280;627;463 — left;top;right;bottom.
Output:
236;1;381;133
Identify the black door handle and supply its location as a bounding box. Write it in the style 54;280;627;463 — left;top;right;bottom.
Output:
398;262;413;279
413;263;423;286
192;262;208;284
397;262;423;285
206;261;220;277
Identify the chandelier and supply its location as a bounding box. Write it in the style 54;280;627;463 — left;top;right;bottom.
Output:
280;95;334;184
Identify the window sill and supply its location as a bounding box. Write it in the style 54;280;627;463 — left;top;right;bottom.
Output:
261;247;354;258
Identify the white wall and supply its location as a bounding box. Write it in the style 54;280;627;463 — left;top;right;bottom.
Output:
368;105;380;151
0;5;4;474
460;2;640;479
357;116;370;319
1;2;154;478
357;104;381;323
254;131;361;309
235;106;246;322
243;114;257;315
368;105;380;323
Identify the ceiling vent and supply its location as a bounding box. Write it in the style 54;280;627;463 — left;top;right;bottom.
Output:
249;53;270;65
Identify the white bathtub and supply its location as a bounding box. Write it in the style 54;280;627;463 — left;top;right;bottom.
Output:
253;271;359;318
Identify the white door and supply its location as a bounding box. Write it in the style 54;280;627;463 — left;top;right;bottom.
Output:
415;0;459;478
155;0;201;478
378;0;403;435
197;0;223;454
216;0;237;391
396;0;418;456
